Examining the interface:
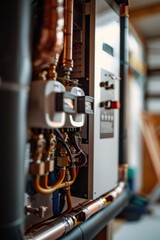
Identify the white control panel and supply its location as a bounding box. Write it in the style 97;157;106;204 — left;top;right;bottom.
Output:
88;0;120;199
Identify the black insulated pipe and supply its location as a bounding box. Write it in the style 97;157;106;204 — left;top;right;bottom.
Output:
119;4;129;165
0;1;31;239
59;188;129;240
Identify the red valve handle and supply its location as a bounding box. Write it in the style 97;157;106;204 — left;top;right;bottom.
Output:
111;101;121;109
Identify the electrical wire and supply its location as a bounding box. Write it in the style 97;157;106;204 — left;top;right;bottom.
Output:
68;133;87;167
55;129;75;167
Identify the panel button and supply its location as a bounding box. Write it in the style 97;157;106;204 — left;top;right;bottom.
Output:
100;100;120;109
110;101;121;109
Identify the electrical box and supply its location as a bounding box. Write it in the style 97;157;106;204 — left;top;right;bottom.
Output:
24;0;120;235
72;0;120;199
0;1;126;239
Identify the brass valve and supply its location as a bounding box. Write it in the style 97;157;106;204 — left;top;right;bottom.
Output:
38;70;48;81
47;64;57;80
32;134;47;162
30;133;47;175
47;133;57;160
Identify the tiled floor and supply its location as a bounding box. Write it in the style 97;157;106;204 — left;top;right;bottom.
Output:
113;204;160;240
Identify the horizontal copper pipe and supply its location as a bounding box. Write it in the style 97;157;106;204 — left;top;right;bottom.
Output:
25;182;126;239
80;198;107;221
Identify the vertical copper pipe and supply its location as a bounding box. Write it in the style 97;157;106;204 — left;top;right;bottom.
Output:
33;0;64;70
62;0;74;70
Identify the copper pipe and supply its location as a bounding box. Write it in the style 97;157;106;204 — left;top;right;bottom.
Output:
63;188;72;214
57;188;73;217
41;173;50;189
120;3;129;17
33;0;64;69
25;215;75;239
62;0;74;69
25;182;126;237
33;167;66;194
35;166;76;193
58;166;77;189
119;163;128;182
80;198;107;221
42;166;77;190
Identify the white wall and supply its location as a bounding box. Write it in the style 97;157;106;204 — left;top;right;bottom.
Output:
127;25;146;192
127;74;144;192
